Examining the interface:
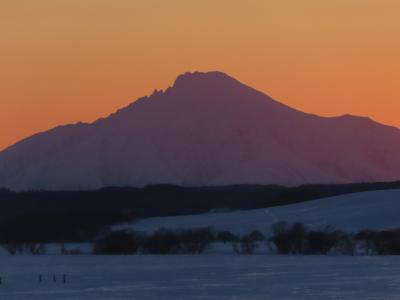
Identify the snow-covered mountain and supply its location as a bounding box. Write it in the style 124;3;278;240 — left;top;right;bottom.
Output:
1;71;400;191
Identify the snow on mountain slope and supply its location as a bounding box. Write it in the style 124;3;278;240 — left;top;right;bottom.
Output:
1;71;400;190
124;189;400;234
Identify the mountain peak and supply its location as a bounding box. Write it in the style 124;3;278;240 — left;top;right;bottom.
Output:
172;71;240;90
2;70;400;191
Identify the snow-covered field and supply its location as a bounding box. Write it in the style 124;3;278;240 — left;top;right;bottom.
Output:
2;190;400;299
2;255;400;299
123;189;400;234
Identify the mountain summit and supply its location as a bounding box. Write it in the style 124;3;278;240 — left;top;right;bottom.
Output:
1;71;400;190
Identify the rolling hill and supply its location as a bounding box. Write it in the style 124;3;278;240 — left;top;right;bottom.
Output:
126;189;400;234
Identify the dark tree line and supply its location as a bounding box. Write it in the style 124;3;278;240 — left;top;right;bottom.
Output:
4;221;400;256
93;228;216;255
92;228;266;255
92;224;400;256
232;231;265;254
269;222;400;256
354;229;400;255
269;222;352;255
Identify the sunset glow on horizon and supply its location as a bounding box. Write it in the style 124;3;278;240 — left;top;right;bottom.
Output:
1;0;400;150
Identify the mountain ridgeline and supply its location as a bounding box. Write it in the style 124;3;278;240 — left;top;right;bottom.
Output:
0;71;400;190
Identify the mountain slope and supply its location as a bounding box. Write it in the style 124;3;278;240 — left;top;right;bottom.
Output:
1;71;400;190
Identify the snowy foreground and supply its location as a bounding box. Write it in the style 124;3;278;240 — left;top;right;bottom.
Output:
2;255;400;300
2;190;400;299
125;189;400;234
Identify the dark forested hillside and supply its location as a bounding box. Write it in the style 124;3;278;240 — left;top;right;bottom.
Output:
1;182;400;219
1;182;400;243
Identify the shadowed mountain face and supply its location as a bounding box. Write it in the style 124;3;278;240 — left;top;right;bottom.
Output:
1;71;400;191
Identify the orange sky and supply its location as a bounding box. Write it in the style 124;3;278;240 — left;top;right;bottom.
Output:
1;0;400;150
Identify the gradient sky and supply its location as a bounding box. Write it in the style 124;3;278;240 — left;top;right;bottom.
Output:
1;0;400;150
